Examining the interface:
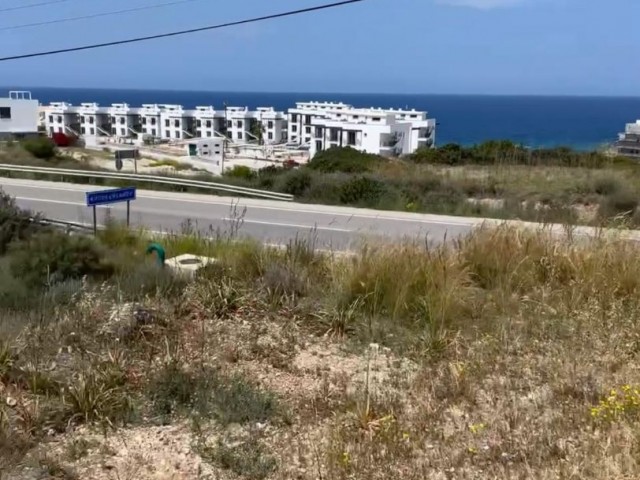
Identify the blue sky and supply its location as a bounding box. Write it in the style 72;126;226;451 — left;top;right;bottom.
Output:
0;0;638;95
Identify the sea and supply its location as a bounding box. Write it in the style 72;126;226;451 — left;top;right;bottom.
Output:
9;87;640;151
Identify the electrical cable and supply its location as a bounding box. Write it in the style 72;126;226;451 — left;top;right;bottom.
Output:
0;0;204;31
0;0;367;62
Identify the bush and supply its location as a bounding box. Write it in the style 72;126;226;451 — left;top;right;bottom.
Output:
10;231;114;288
21;137;56;159
598;189;639;219
276;169;312;197
0;188;42;255
339;176;388;206
225;165;256;180
308;147;384;173
591;175;624;196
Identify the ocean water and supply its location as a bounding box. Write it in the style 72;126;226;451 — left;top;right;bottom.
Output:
9;87;640;151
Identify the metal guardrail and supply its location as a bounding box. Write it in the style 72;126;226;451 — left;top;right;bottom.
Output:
0;164;294;201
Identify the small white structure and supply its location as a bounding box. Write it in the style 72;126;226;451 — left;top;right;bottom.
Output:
186;137;225;174
0;91;39;138
166;254;217;278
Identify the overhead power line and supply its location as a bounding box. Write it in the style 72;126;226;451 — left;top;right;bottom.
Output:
0;0;205;31
0;0;367;62
0;0;74;13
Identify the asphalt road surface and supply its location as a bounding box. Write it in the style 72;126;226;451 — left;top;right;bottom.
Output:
1;178;485;250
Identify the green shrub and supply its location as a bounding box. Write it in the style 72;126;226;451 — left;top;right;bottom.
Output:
276;169;312;197
308;147;383;173
21;137;56;159
592;175;624;196
339;176;388;206
0;188;42;254
225;165;256;180
10;231;114;288
599;190;639;219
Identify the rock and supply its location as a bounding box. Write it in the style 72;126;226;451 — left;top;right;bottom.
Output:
6;396;17;407
100;303;161;340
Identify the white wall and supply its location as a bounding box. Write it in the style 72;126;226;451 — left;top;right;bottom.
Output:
0;98;39;134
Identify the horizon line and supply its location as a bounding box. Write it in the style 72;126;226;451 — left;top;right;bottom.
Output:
3;85;640;100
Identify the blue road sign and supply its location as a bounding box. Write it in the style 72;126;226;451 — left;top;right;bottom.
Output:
86;187;136;207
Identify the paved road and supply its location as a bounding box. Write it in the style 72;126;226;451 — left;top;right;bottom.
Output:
1;178;486;250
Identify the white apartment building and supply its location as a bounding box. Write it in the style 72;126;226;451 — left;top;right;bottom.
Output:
193;106;224;139
108;103;141;139
158;104;196;141
255;107;286;145
616;120;640;159
43;102;80;136
287;101;353;146
139;104;162;138
38;99;435;156
286;101;436;157
77;103;110;138
0;91;39;138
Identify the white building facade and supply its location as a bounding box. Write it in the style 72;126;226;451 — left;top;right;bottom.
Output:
286;102;436;157
38;99;436;156
0;91;39;138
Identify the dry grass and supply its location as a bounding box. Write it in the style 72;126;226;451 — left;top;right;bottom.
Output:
4;224;640;478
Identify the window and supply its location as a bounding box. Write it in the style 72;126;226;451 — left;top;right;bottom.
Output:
57;116;62;123
121;128;126;136
58;127;63;133
90;127;95;135
347;131;356;146
165;119;170;127
0;107;10;119
372;117;381;122
142;117;147;125
268;132;273;140
166;130;170;138
227;120;232;128
120;118;125;125
330;129;339;142
268;121;274;129
291;114;298;122
80;115;85;123
49;127;54;135
48;115;53;123
315;127;322;137
152;128;156;136
174;119;180;128
237;120;243;129
291;125;298;133
110;116;116;123
316;140;323;152
151;118;156;125
206;120;212;128
89;117;94;124
176;131;181;139
196;120;202;128
237;132;243;140
227;131;233;139
305;126;311;134
215;151;220;155
353;115;359;120
305;115;312;125
111;127;117;135
206;131;212;137
81;127;86;134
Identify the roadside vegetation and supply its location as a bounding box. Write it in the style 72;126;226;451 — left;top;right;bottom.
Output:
3;138;640;228
2;185;640;478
